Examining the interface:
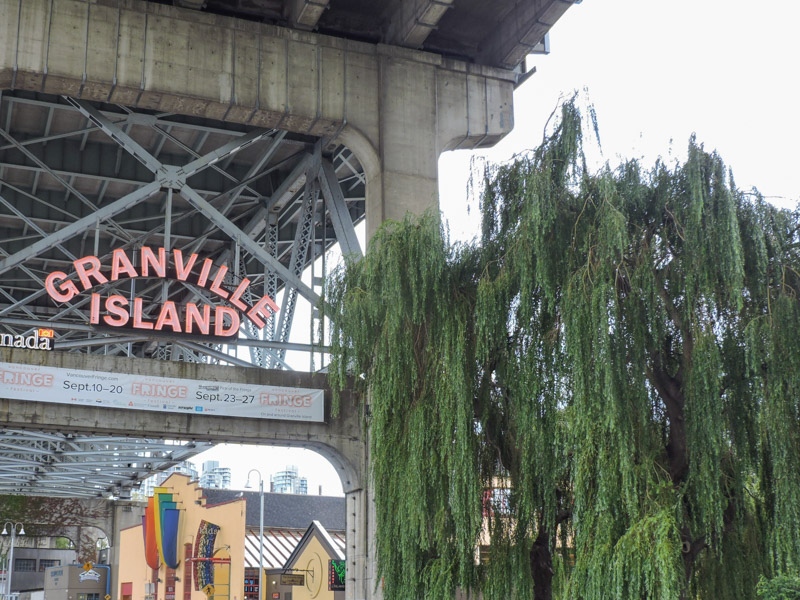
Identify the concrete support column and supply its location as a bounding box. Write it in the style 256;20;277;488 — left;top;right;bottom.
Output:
360;44;514;240
345;489;371;600
344;403;378;600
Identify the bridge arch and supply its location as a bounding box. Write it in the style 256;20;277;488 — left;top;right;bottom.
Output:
0;346;370;599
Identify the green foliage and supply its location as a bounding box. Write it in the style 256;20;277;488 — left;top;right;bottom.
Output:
54;537;74;550
327;96;800;599
757;575;800;600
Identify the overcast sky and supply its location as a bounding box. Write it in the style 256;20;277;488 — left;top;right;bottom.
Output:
441;0;800;239
199;0;800;496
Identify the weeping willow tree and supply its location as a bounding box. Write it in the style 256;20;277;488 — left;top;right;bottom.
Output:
327;98;800;600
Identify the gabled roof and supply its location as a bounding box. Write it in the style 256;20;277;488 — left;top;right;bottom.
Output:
284;520;346;569
243;525;346;569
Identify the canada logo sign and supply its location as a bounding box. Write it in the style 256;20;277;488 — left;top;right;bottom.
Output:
0;328;54;351
44;247;279;339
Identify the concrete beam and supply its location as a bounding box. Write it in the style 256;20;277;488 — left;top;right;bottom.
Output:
0;0;516;241
478;0;576;69
385;0;454;49
288;0;330;31
0;346;365;494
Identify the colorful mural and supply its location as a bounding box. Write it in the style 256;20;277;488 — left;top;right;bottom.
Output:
141;487;183;570
194;520;221;591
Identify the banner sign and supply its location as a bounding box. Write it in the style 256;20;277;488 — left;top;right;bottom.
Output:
0;361;324;422
280;574;305;586
328;560;346;591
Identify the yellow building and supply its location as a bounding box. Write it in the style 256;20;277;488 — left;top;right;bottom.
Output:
117;474;347;600
263;521;345;600
118;474;246;600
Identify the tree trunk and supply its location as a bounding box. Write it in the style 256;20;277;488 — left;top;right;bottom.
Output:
530;530;554;600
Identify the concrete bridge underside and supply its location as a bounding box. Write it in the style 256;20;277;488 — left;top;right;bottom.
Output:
0;1;577;599
0;0;524;237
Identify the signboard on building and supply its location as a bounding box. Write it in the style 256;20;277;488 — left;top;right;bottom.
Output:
0;361;324;422
0;329;54;351
279;574;305;586
44;247;280;340
328;560;345;591
78;569;101;583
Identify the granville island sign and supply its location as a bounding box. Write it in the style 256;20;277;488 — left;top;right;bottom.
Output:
44;247;280;339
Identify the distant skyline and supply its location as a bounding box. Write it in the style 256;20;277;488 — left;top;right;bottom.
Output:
190;444;345;497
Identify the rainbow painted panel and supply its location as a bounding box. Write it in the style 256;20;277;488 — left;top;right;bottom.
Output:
141;487;183;570
142;496;160;569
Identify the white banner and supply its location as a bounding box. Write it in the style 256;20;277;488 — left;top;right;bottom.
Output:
0;361;324;422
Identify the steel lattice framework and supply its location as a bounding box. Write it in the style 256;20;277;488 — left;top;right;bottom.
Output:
0;430;211;498
0;89;364;366
0;89;365;496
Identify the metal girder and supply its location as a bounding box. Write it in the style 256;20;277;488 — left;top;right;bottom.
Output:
176;340;259;368
318;159;363;263
0;430;211;499
272;181;317;365
0;90;364;371
64;98;322;309
67;97;274;187
0;180;162;276
65;98;161;174
266;153;313;213
183;133;289;258
179;129;273;177
54;335;146;349
264;213;279;339
0;194;77;263
7;100;272;283
179;186;321;306
0;127;134;245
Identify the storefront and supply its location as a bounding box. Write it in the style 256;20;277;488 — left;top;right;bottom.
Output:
44;564;109;600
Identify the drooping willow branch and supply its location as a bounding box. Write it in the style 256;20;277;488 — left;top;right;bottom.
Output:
327;97;800;600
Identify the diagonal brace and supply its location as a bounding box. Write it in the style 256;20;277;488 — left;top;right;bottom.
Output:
0;180;162;276
178;186;321;306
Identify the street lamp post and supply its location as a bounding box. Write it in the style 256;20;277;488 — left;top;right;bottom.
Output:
245;470;264;600
1;522;25;599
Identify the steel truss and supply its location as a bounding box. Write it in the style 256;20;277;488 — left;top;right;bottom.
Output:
0;90;364;369
0;89;364;497
0;429;211;499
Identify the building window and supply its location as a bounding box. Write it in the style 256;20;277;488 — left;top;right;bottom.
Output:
78;594;100;600
482;488;511;517
14;558;36;572
39;559;61;571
